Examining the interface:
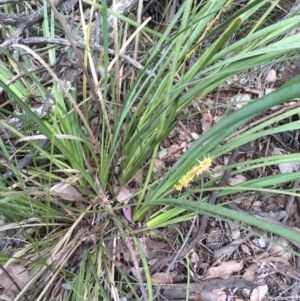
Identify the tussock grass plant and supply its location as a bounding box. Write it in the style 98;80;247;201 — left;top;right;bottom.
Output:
1;0;300;299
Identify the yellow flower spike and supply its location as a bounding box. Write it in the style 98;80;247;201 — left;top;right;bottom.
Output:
174;157;212;191
174;183;183;191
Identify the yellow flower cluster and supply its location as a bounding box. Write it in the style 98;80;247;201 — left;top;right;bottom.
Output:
174;157;212;191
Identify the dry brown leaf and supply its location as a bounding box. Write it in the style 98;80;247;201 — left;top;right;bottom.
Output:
133;169;143;184
116;185;133;221
214;237;246;258
241;244;251;256
216;291;226;301
151;272;175;285
153;159;165;173
116;186;132;203
243;263;259;283
272;148;283;156
145;238;168;250
275;262;300;280
228;174;247;186
203;260;244;279
201;112;212;133
269;237;289;255
130;266;144;280
148;259;158;266
50;183;81;201
138;237;148;256
190;250;200;270
81;233;98;244
252;238;267;249
250;285;268;301
231;93;251;108
166;144;181;161
259;256;289;266
0;265;30;300
190;250;199;263
227;223;240;240
179;141;188;153
209;165;224;181
272;148;299;173
118;239;137;262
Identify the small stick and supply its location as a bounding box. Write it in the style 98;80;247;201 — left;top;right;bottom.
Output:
1;0;68;47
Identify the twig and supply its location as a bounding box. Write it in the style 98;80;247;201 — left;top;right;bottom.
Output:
20;37;155;75
0;13;27;26
142;0;156;15
1;0;69;48
6;64;54;85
